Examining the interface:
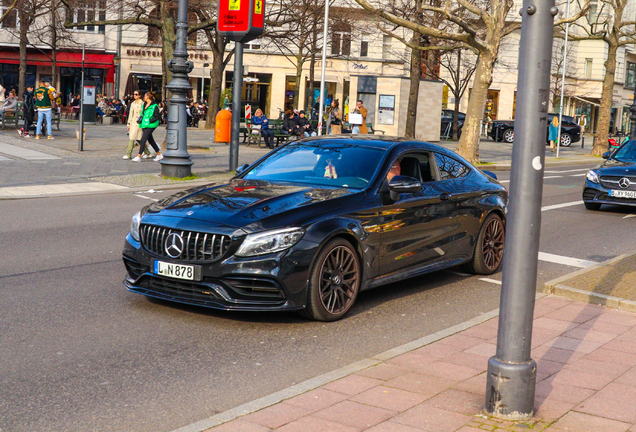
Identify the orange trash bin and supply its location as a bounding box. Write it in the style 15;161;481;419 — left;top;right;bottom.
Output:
215;109;232;143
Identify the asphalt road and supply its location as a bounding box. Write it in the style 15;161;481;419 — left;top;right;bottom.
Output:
1;163;635;432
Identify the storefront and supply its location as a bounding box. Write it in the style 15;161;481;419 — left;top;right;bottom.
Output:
0;49;114;102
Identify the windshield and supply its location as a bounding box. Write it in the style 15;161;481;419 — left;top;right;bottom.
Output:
243;141;386;189
613;140;636;162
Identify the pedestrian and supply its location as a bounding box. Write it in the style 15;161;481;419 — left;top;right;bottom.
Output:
124;91;151;160
0;90;18;116
0;83;5;103
298;110;316;137
351;100;368;134
327;99;342;135
132;92;163;162
252;108;275;149
549;115;559;152
283;110;301;137
34;80;55;139
18;85;35;138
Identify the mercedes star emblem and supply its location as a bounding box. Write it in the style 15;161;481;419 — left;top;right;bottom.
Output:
165;233;184;258
619;177;631;189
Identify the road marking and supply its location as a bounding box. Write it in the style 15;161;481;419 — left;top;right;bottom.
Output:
544;168;591;173
135;194;159;202
543;175;564;179
480;278;502;285
538;252;598;268
499;180;510;183
0;154;10;161
0;182;127;198
541;200;583;211
624;214;636;219
0;143;60;160
569;173;587;177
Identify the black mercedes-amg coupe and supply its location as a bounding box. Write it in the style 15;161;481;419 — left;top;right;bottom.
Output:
123;136;508;321
583;139;636;210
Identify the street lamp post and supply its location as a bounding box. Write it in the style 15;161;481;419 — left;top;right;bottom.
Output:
161;0;194;178
630;86;636;140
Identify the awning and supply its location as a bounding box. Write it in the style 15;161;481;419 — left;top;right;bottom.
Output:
572;95;601;107
0;49;115;83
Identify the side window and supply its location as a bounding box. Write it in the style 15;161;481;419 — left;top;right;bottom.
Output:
434;153;470;180
398;152;435;183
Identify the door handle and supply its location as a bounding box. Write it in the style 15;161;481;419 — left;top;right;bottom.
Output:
440;192;452;201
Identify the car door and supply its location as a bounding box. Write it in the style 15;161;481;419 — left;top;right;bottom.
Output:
430;152;483;261
377;152;459;277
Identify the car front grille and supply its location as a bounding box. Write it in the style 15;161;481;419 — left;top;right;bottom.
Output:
598;193;636;204
224;277;285;299
583;189;597;201
140;224;231;263
600;176;636;191
144;276;224;301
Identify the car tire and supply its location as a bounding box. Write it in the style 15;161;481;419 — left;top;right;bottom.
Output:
560;133;572;147
465;213;505;275
503;129;514;143
301;238;361;321
584;202;602;211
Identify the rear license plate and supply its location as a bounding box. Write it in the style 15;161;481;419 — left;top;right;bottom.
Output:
610;190;636;199
154;260;198;281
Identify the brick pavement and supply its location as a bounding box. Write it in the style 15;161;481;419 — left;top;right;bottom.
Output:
191;294;636;432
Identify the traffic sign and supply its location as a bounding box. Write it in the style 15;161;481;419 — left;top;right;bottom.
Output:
218;0;265;42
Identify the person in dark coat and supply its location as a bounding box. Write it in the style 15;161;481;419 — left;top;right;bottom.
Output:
252;108;275;149
298;110;316;137
282;110;301;136
18;85;35;138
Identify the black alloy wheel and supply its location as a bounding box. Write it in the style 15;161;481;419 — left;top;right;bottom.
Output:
465;213;505;275
302;238;360;321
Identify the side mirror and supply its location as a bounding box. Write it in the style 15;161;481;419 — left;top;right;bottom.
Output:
235;164;250;175
388;175;421;201
602;152;610;160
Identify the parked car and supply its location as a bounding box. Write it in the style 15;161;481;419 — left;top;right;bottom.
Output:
440;109;465;139
583;139;636;210
123;136;508;321
488;113;581;146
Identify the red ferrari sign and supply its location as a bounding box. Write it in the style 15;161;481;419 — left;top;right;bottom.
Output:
218;0;265;42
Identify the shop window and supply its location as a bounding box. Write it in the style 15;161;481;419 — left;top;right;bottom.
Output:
68;0;106;33
331;23;351;56
626;62;636;89
1;0;17;29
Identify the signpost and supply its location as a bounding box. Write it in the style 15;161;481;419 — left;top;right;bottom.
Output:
218;0;264;171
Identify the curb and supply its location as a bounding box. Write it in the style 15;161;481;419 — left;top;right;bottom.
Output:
169;293;546;432
543;250;636;313
483;158;600;172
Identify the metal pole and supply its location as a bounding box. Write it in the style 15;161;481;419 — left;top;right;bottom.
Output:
485;0;556;419
556;0;570;158
114;0;123;99
79;43;85;152
630;85;636;140
230;42;243;171
317;0;330;136
161;0;194;178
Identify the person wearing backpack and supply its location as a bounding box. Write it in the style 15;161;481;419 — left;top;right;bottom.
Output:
132;92;163;162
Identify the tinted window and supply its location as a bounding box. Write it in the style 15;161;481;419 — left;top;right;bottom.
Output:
243;141;386;189
434;153;470;180
613;140;636;162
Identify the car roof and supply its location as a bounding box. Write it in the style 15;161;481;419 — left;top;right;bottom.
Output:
288;135;451;153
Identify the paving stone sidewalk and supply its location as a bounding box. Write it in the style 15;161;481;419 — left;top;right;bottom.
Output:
193;291;636;432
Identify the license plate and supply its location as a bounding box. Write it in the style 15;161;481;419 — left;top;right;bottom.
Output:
610;190;636;199
154;260;196;280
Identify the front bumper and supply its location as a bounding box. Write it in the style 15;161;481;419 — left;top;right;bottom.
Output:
122;233;318;312
583;181;636;208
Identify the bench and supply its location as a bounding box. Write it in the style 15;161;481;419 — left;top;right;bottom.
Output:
342;122;385;135
245;119;301;148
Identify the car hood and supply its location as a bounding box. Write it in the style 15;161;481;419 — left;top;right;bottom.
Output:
599;159;636;175
143;179;361;232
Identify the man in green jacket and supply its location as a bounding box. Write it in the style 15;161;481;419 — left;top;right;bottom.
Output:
34;79;55;139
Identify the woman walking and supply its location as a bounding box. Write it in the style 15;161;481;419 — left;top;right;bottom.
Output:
124;91;151;159
327;99;342;135
132;92;163;162
548;116;559;152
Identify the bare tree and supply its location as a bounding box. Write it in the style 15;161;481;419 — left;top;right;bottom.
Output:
354;0;587;164
564;0;636;155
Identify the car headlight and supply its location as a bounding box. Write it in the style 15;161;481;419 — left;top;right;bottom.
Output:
235;227;305;257
130;211;141;241
586;170;600;184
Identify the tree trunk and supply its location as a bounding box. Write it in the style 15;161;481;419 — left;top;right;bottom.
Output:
456;52;495;164
293;54;303;109
593;40;617;156
51;0;57;93
18;9;28;98
405;37;421;138
160;10;176;102
205;47;226;129
452;51;461;140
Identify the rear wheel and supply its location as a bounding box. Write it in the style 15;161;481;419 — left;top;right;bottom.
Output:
301;238;361;321
584;202;602;211
465;213;505;275
560;133;572;147
503;129;514;143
